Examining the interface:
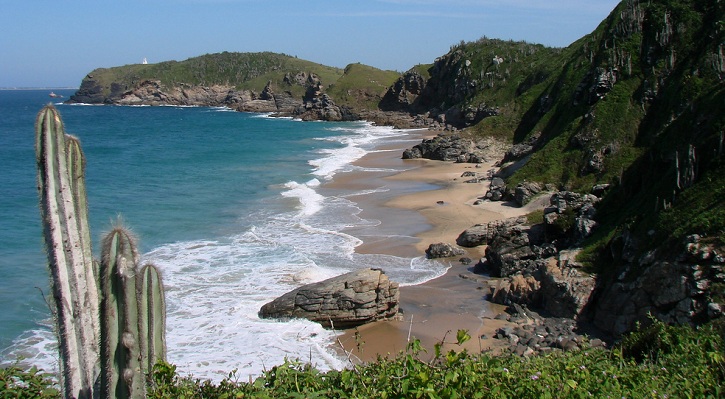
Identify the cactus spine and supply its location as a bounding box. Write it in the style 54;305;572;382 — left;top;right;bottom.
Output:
36;105;166;399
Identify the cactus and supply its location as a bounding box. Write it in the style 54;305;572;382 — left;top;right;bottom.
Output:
36;105;101;399
138;264;167;374
35;105;166;399
100;228;144;399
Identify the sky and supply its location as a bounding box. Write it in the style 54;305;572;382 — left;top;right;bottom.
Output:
0;0;621;88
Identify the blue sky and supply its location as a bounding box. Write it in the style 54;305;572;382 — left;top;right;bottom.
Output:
1;0;620;88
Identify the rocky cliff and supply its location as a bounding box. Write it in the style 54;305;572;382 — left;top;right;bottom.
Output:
396;0;724;336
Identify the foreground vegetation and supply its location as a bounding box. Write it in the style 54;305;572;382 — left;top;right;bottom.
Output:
3;320;723;398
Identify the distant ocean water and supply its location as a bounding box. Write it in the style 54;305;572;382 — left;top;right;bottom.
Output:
0;89;447;380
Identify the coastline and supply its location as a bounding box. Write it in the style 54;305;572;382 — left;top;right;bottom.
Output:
322;128;547;363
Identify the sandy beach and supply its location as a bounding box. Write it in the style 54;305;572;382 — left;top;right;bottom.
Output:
322;129;548;363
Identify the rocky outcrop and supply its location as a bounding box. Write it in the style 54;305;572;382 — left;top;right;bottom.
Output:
380;70;427;112
592;234;725;336
490;274;541;305
538;257;596;318
292;93;356;122
543;191;600;247
513;182;543;206
68;74;110;104
114;81;236;107
484;216;550;278
68;74;316;114
470;191;601;320
477;187;725;333
258;268;399;329
483;177;507;201
383;47;506;130
402;134;504;163
490;306;605;357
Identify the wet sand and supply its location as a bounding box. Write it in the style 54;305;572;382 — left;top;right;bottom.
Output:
321;129;548;363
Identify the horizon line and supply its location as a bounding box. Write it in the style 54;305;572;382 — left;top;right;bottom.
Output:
0;87;79;90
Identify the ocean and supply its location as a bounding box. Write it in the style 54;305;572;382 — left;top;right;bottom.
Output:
0;89;448;380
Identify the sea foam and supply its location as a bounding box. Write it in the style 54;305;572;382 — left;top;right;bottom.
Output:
1;116;447;382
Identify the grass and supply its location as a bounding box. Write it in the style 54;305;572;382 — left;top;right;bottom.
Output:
326;63;400;109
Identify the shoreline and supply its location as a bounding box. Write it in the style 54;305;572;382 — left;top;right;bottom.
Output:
322;128;546;363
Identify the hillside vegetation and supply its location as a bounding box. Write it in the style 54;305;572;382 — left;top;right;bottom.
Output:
82;52;343;96
4;320;724;398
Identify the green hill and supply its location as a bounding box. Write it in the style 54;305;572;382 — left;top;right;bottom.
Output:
78;52;342;97
326;63;400;109
68;52;401;111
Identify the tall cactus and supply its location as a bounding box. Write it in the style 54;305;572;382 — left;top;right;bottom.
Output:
138;264;167;374
36;105;101;399
100;228;144;399
35;105;166;399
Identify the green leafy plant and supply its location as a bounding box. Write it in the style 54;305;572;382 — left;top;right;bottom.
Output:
4;320;725;398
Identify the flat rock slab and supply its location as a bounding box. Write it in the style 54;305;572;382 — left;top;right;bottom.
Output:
258;268;399;329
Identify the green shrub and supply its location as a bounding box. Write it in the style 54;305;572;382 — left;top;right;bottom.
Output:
0;365;60;398
5;320;724;398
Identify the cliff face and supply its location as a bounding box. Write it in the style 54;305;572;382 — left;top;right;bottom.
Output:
391;0;724;334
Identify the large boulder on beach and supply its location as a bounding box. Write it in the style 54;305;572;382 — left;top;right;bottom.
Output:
402;134;477;162
426;242;466;259
258;268;399;329
456;224;490;247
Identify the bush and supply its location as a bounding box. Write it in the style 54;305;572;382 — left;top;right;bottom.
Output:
4;321;724;398
0;365;59;398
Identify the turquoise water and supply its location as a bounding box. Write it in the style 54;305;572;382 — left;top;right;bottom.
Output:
0;89;445;379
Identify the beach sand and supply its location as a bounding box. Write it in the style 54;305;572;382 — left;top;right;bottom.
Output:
322;129;549;363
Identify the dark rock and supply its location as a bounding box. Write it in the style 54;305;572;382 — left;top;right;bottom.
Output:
68;75;106;104
401;134;497;163
380;70;427;112
514;182;542;206
484;217;540;277
490;177;506;190
544;191;600;246
591;184;611;197
258;268;399;328
426;243;465;259
456;224;489;247
505;143;534;161
484;176;507;201
538;259;596;319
